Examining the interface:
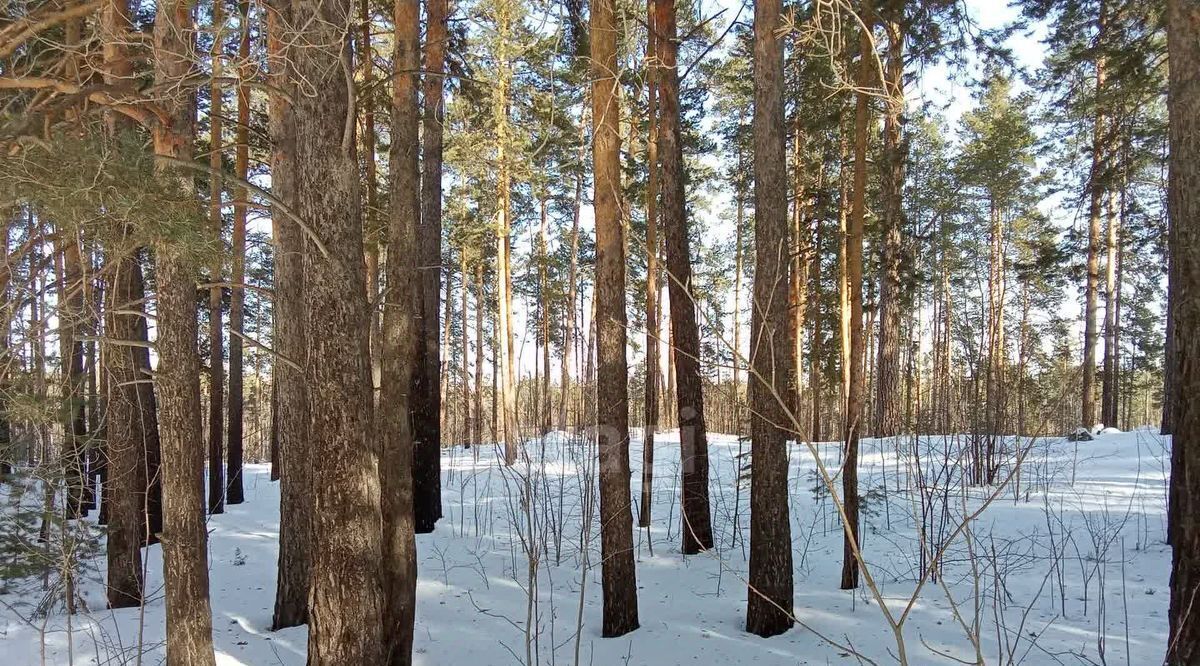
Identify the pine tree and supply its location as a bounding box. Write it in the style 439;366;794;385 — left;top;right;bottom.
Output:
226;0;251;506
417;0;449;533
285;0;385;659
654;0;713;554
152;0;217;658
1166;0;1200;661
592;0;639;636
267;0;312;631
746;0;793;637
380;0;421;658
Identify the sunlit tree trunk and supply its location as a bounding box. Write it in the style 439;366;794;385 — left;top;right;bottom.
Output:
493;10;517;463
1101;188;1120;428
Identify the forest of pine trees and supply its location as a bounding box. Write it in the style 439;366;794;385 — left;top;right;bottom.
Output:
0;0;1196;663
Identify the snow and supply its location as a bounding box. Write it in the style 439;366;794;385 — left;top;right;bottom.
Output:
1;429;1173;664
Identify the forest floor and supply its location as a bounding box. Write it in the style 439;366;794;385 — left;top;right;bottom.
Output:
1;427;1173;665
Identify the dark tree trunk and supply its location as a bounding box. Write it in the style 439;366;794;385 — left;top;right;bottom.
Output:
873;17;904;439
746;0;793;636
654;0;713;554
1164;246;1176;436
809;201;823;443
57;234;88;519
640;6;659;528
0;217;9;480
414;0;446;534
135;262;163;544
1101;189;1120;429
226;0;251;506
841;12;872;591
561;172;581;431
1083;0;1109;430
103;248;151;609
267;0;311;631
592;0;640;635
286;0;386;661
474;263;485;447
207;0;226;515
380;0;421;660
151;1;216;656
1167;1;1200;662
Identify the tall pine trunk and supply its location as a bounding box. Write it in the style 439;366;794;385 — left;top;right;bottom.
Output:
99;2;149;571
654;0;713;553
415;0;448;532
746;0;794;635
592;0;639;635
152;0;217;657
207;0;226;515
286;0;386;659
562;169;582;431
1082;0;1109;430
267;0;312;630
493;16;517;463
57;233;88;518
841;11;872;591
226;0;251;505
873;17;904;438
1167;1;1200;662
379;0;421;658
640;15;659;526
103;248;151;608
1101;189;1120;428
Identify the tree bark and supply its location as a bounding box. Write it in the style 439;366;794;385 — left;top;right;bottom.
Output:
1082;0;1109;430
746;0;794;636
1101;189;1120;428
1167;1;1200;662
285;0;386;660
380;0;421;659
809;194;823;443
538;200;552;435
103;248;150;608
873;16;904;438
415;0;447;532
475;263;485;446
493;13;517;463
562;169;582;431
207;0;226;516
267;0;311;630
841;12;872;591
56;233;88;518
226;0;251;505
654;0;713;553
640;11;659;527
592;0;640;635
152;1;216;657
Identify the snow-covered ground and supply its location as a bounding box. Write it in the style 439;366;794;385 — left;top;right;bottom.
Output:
1;428;1173;664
